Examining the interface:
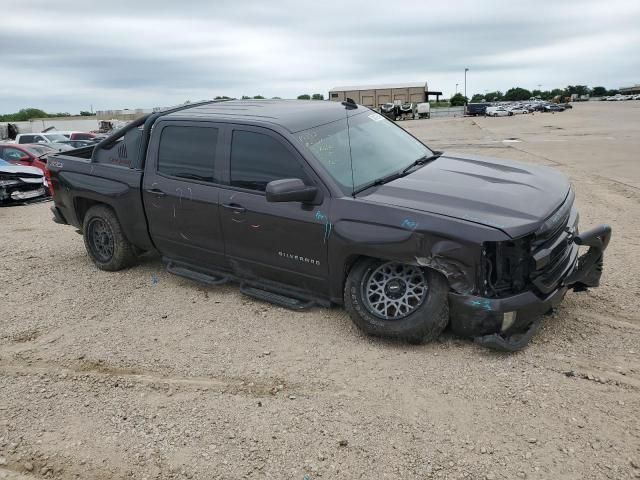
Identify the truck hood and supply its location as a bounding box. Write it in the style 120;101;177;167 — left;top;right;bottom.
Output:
365;152;570;238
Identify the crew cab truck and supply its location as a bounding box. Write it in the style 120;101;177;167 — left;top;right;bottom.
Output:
47;99;611;351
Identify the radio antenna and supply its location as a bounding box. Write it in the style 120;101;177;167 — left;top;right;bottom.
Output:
341;98;357;197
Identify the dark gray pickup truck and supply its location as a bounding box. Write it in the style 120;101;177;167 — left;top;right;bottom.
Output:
47;99;611;351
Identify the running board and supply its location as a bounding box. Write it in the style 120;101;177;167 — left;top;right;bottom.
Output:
240;284;315;310
166;261;230;286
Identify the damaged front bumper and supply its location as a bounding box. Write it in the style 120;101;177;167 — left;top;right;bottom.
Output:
448;224;611;352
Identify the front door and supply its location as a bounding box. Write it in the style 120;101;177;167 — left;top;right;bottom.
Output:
142;121;227;270
219;126;330;294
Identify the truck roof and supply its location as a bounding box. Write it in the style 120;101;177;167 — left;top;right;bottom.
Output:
164;99;360;133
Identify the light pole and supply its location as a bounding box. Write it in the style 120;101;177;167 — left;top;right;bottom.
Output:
456;83;459;94
464;68;469;101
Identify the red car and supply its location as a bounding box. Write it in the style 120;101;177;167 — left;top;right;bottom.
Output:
0;143;57;195
0;143;53;174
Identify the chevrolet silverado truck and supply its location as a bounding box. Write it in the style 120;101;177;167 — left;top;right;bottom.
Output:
47;99;611;351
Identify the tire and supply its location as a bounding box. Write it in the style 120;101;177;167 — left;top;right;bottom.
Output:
344;259;449;344
82;205;137;271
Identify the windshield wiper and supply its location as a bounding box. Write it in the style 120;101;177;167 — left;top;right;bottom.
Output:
401;151;442;175
352;151;443;197
352;171;407;196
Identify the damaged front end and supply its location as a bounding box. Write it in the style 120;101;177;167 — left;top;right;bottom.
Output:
448;196;611;352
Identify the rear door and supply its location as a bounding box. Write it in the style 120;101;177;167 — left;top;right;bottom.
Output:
218;125;331;294
142;121;228;270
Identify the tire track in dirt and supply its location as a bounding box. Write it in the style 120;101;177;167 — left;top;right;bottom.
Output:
0;358;290;397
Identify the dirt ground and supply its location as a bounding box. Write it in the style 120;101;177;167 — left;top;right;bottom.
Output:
1;101;639;480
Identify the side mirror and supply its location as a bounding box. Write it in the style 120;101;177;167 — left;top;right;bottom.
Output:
266;178;319;204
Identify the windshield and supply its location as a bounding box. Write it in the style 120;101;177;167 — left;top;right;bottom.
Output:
23;145;52;156
0;159;9;165
43;134;68;142
296;111;431;194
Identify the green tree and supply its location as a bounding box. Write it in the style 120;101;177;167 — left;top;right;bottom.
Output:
214;96;232;100
591;86;607;97
503;87;532;101
253;95;265;99
15;108;48;121
565;85;589;96
606;89;619;96
470;94;485;103
311;93;324;100
271;96;282;99
297;94;311;100
449;93;468;106
484;91;503;101
241;95;251;99
79;111;95;116
548;88;565;100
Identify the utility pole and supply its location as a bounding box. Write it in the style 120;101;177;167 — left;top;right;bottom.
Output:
456;83;459;94
464;68;469;113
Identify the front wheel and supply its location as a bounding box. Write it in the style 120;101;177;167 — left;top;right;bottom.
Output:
344;259;449;344
83;205;137;271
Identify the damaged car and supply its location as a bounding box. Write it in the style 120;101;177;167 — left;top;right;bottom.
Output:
0;158;47;204
46;99;611;351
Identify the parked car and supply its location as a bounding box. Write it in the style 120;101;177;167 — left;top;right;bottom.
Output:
0;143;52;175
64;139;96;149
70;132;103;141
466;103;491;116
16;132;70;145
485;106;512;117
507;106;528;115
544;104;565;112
47;99;611;352
0;158;47;204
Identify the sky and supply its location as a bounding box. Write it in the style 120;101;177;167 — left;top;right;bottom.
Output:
2;0;639;114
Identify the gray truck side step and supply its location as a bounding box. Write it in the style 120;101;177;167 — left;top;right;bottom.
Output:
166;261;229;286
240;284;315;310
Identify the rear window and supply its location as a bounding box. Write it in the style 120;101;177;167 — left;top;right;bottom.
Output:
157;126;219;183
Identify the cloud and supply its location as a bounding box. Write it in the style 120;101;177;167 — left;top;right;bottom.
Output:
1;0;639;113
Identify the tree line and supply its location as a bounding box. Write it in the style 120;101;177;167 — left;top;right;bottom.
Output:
0;108;95;122
469;85;619;103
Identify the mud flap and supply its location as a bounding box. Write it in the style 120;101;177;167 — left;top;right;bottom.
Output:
474;317;542;352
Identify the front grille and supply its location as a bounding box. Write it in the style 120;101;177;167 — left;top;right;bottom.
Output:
483;191;578;298
529;197;578;294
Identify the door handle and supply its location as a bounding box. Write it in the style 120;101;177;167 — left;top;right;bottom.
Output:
145;188;166;197
222;203;246;213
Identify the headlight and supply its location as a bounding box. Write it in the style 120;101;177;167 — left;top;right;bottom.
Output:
0;179;20;186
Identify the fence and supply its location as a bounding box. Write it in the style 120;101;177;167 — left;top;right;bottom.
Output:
429;106;465;118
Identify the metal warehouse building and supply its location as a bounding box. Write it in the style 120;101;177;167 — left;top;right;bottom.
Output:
328;82;441;108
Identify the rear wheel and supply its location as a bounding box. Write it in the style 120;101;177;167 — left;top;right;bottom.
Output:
83;205;137;271
344;259;449;344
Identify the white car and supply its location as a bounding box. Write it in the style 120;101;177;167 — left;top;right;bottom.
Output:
0;158;47;204
507;106;528;115
15;132;70;145
485;106;511;117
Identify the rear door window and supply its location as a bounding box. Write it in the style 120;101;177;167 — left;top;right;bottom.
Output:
230;130;311;191
157;126;219;183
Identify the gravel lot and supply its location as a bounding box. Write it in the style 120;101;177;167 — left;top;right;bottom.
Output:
1;101;639;480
